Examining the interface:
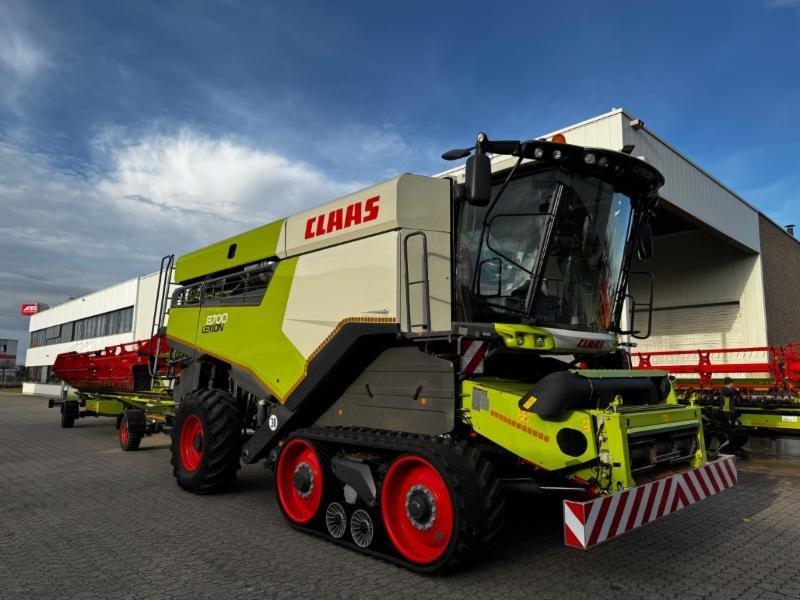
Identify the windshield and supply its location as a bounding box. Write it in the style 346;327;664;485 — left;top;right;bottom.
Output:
456;167;634;333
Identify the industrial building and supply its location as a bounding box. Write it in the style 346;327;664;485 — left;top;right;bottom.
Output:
22;272;165;396
23;109;799;393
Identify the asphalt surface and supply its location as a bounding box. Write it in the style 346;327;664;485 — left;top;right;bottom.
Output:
1;391;799;600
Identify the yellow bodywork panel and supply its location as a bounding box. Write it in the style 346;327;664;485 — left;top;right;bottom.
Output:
168;258;306;401
462;378;598;470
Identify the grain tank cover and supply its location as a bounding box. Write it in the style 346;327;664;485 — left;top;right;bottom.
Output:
281;173;451;257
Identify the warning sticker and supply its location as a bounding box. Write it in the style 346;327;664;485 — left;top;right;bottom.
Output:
781;415;798;423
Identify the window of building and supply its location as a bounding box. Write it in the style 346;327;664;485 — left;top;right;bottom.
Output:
29;306;135;349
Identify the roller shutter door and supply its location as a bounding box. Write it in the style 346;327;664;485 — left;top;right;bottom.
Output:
634;302;743;352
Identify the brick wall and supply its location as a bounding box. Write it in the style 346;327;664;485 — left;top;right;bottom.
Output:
759;215;800;346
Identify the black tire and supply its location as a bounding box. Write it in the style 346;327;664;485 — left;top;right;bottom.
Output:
391;439;506;570
118;414;143;451
60;404;75;428
171;388;242;494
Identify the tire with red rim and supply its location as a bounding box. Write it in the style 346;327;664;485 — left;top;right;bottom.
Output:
275;438;327;525
171;388;242;494
118;413;142;451
381;454;454;565
380;441;505;570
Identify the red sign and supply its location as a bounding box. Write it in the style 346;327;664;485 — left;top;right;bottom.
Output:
20;303;40;316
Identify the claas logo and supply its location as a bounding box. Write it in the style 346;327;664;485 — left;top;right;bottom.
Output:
577;338;604;349
304;195;380;239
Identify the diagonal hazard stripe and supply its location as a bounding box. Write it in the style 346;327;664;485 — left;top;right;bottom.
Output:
588;497;613;547
671;478;690;511
464;342;487;374
624;485;647;533
709;461;726;491
715;461;733;489
608;490;632;538
657;478;674;519
721;456;737;485
644;479;663;524
563;503;586;549
685;470;704;503
633;483;653;529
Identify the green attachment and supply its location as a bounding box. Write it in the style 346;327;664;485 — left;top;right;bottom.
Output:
462;374;706;494
737;407;800;432
84;398;126;416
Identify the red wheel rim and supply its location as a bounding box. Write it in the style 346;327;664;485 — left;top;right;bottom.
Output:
381;455;454;565
276;439;324;524
120;419;129;445
179;414;204;472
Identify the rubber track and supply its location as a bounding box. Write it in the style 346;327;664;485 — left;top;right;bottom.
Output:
172;389;242;494
285;427;506;573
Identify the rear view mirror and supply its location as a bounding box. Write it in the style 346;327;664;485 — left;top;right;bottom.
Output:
465;153;491;207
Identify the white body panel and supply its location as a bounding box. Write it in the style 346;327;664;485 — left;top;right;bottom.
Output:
282;226;454;358
278;174;451;258
283;232;400;357
279;174;454;357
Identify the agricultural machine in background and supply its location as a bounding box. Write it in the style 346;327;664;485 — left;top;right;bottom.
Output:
161;132;736;571
633;344;800;447
49;257;178;450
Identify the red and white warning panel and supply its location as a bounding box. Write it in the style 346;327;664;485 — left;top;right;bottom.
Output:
460;339;487;375
563;455;737;549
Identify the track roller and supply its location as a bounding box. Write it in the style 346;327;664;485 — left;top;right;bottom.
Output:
275;438;328;525
277;427;505;572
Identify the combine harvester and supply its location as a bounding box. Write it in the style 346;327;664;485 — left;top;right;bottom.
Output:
49;258;178;450
633;344;800;439
161;132;737;570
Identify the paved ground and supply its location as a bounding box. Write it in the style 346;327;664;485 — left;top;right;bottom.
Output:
1;391;799;600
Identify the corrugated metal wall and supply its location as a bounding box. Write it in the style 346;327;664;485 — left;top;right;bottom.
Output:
623;121;760;252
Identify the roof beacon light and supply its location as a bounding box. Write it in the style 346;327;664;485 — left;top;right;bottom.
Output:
551;133;566;144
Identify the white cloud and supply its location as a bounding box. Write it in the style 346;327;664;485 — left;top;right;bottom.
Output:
0;3;51;112
95;129;361;230
0;31;48;79
0;129;363;359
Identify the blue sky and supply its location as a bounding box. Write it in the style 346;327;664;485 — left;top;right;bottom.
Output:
1;0;799;359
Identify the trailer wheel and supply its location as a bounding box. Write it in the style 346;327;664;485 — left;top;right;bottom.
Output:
118;414;142;451
171;388;242;494
60;400;78;428
275;438;327;525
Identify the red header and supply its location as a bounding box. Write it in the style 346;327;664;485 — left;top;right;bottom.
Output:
20;303;40;316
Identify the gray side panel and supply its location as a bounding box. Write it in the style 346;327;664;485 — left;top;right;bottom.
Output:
313;347;455;435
